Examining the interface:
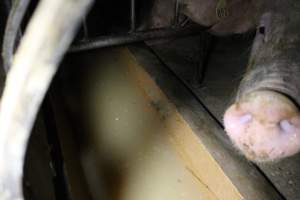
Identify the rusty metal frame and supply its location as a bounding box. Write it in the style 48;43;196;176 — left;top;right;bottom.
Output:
70;26;207;53
69;0;202;53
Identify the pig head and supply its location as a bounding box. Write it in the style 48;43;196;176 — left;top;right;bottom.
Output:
224;1;300;162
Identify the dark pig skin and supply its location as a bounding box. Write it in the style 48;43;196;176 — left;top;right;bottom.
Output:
146;0;260;35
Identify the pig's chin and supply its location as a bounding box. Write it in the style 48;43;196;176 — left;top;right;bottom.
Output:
223;90;300;163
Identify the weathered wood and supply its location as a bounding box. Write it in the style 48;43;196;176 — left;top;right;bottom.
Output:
0;0;93;199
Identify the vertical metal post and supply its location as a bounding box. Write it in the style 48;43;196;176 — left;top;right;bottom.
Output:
2;0;31;72
173;0;180;26
82;16;89;40
130;0;136;31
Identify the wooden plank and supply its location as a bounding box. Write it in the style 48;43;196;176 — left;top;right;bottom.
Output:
120;48;242;200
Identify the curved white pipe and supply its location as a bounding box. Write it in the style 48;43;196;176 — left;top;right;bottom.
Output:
0;0;93;199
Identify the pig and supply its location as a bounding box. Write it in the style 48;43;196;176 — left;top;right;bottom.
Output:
224;2;300;162
146;0;260;35
147;0;300;162
145;0;261;85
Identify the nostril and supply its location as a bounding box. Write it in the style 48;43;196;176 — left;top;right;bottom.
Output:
239;113;252;124
279;120;295;133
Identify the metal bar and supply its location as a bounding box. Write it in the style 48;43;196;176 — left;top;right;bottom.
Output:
70;27;207;53
173;0;180;26
130;0;136;31
82;16;89;40
0;0;94;199
2;0;31;72
193;32;213;86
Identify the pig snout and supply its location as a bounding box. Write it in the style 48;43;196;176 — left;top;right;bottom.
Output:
224;90;300;162
223;5;300;162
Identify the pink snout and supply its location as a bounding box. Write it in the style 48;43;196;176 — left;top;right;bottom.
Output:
224;90;300;162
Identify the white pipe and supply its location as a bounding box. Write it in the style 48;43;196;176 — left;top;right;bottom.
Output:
0;0;93;199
